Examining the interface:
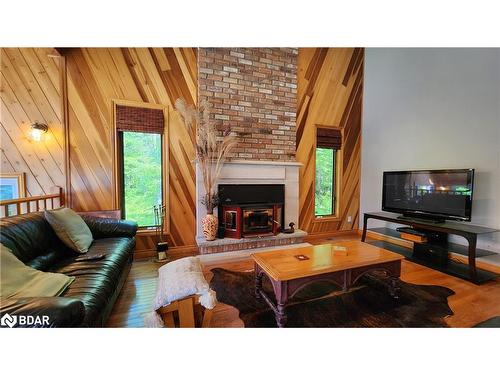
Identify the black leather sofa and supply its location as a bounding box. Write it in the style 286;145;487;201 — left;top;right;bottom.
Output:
0;212;138;327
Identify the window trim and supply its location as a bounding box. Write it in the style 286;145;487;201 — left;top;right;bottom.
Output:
111;99;170;234
313;125;343;222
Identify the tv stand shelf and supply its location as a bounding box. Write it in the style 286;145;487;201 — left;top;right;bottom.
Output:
361;212;499;284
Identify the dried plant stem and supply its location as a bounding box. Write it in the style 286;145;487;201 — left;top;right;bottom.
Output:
175;98;238;213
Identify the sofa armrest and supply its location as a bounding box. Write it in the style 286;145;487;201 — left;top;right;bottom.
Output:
81;215;138;239
0;297;85;328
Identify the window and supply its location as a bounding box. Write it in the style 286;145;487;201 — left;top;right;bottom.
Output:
121;132;162;227
315;127;341;217
315;147;336;216
0;173;26;200
115;103;166;228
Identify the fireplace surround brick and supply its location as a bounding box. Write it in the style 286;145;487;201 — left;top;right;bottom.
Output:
198;48;298;161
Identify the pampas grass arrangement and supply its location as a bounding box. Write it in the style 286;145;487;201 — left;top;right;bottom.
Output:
175;98;238;213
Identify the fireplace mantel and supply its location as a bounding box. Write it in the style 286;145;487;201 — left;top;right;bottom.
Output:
195;160;302;243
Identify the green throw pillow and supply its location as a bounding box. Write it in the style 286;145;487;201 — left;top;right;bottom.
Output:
44;208;93;253
0;244;74;299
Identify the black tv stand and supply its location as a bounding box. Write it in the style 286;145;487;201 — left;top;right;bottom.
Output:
396;215;445;224
361;211;499;284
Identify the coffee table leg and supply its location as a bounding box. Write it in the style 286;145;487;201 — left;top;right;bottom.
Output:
388;277;400;299
255;263;263;299
277;302;287;328
275;281;288;328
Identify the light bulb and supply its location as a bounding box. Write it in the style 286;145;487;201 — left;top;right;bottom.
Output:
29;123;48;142
30;128;43;142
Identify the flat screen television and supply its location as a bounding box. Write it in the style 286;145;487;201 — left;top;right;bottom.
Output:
382;169;474;222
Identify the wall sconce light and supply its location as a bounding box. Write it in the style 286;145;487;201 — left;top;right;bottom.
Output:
30;122;48;142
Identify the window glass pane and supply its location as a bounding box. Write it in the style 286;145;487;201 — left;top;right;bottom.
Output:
315;147;335;216
123;132;162;227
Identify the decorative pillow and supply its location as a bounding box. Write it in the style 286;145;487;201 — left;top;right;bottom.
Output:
0;244;74;299
44;208;93;253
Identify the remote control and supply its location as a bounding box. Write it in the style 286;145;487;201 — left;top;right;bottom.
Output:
75;253;106;262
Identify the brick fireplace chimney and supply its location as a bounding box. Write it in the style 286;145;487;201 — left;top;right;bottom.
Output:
198;48;298;161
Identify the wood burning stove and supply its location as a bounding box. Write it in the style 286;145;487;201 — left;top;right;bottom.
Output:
218;184;285;239
243;207;274;235
222;204;282;239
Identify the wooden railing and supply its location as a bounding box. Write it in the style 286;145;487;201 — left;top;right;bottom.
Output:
0;187;65;218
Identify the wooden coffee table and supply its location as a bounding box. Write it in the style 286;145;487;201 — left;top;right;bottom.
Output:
251;241;404;327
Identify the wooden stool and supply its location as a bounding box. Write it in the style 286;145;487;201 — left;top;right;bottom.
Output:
156;295;214;328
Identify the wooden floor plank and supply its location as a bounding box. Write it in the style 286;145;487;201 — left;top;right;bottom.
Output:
106;233;500;328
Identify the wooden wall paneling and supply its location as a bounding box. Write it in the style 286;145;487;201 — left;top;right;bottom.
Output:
108;49;144;102
297;48;364;235
121;48;161;104
57;53;72;207
65;49;114;211
34;48;62;92
69;50;114;160
0;123;44;196
133;48;171;103
0;48;64;198
1;52;61;150
2;50;64;165
60;48;197;250
17;49;62;133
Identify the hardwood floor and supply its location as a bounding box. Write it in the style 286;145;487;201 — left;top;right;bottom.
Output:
106;233;500;328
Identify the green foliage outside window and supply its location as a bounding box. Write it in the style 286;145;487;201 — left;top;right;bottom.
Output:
315;147;335;216
122;131;162;227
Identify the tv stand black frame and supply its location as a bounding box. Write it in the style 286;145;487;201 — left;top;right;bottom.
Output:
361;212;499;284
396;214;445;224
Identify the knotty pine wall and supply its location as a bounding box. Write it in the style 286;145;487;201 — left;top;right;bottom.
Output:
1;48;65;196
296;48;363;235
64;48;197;251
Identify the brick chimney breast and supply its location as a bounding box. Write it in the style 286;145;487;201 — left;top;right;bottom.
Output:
198;48;298;161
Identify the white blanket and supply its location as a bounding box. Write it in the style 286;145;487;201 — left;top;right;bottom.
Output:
144;257;217;328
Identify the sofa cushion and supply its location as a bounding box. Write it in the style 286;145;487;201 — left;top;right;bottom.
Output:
0;297;85;328
26;250;69;272
44;208;93;253
81;215;138;239
0;212;66;264
49;237;135;326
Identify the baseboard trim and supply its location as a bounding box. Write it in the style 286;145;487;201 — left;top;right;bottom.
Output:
134;244;198;260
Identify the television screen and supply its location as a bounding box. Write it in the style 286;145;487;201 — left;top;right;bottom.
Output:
382;169;474;221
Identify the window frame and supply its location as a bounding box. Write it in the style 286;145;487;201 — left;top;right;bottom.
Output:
313;125;342;221
111;99;169;234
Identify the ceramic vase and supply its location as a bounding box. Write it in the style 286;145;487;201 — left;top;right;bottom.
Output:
202;213;218;241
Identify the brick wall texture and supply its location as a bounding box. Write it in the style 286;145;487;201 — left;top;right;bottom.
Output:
198;48;298;161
